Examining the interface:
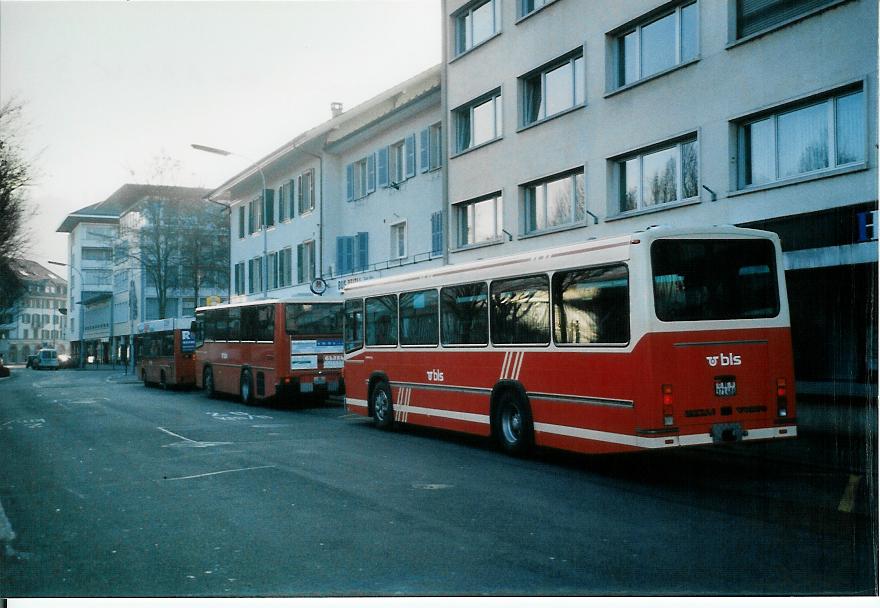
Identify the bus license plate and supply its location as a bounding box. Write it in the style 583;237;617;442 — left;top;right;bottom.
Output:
714;378;736;397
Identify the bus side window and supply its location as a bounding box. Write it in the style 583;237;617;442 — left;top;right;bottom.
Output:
344;299;364;353
490;274;550;345
440;282;488;346
365;295;398;346
400;289;439;346
552;264;630;345
228;307;241;342
194;315;205;347
256;305;274;341
161;331;174;356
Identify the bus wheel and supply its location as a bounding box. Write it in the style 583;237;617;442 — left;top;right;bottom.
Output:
159;371;168;390
371;380;394;429
240;369;254;405
203;367;216;398
494;391;534;456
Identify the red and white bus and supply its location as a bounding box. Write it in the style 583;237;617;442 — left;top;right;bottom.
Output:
136;317;197;389
342;226;797;456
194;298;344;404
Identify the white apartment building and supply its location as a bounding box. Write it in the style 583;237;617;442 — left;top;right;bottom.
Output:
442;0;877;396
58;184;227;364
0;260;68;364
207;65;443;300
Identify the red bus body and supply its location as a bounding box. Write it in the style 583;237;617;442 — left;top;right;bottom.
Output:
136;318;197;389
343;227;797;455
194;299;344;404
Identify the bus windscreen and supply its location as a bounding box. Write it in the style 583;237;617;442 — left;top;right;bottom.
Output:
285;303;344;337
651;239;780;322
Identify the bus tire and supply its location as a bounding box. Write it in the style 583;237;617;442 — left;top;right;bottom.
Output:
240;369;254;406
159;371;168;391
493;391;534;456
203;367;216;398
370;380;394;430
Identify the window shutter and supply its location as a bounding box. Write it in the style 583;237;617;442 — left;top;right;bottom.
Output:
419;128;430;173
367;154;376;194
336;237;346;274
346;163;354;202
431;211;443;256
377;147;389;188
308;170;316;210
355;232;369;272
277;186;285;221
264;189;275;227
738;0;834;38
297;175;303;214
405;134;416;178
247;201;254;234
297;244;304;284
238;206;245;239
287;179;296;218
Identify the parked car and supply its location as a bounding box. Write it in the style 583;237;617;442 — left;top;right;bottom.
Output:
0;364;9;378
34;348;59;370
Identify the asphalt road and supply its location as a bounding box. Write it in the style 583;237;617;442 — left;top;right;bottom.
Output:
1;368;876;597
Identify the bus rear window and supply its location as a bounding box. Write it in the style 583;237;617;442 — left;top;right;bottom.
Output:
286;303;343;337
651;239;780;322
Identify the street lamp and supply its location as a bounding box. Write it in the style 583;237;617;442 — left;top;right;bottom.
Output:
48;260;84;369
192;143;268;299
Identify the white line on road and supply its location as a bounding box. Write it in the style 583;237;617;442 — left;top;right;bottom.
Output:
162;465;276;481
157;427;198;443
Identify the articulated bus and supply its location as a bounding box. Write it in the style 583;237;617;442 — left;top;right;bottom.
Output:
342;226;797;456
194;298;345;404
136;317;197;389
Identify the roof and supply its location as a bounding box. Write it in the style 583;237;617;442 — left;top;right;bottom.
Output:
12;259;67;285
57;184;212;233
206;64;442;202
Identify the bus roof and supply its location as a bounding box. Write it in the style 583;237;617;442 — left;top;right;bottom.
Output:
342;225;780;297
195;296;343;313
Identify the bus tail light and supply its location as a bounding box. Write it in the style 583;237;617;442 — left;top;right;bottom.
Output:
662;384;674;426
776;378;788;417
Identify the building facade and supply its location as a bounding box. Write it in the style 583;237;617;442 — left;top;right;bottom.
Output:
442;0;877;396
208;66;444;301
58;184;228;364
0;260;69;364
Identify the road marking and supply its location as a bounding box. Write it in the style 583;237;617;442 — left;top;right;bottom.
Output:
838;474;862;513
162;465;276;481
157;427;199;443
157;426;232;448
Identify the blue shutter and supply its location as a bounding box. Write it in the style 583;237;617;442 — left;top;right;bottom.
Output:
431;211;443;256
355;232;369;272
264;189;275;226
288;179;296;218
336;237;347;275
367;154;376;194
377;147;389;188
238;206;245;239
297;244;304;284
346;163;354;201
405;134;416;178
419;128;430;173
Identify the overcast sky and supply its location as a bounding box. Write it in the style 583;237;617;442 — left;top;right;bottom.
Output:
1;0;440;271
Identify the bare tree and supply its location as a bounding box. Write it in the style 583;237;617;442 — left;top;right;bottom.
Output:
178;202;229;309
0;99;36;308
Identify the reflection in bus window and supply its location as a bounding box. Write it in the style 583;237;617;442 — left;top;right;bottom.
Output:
366;295;398;346
344;299;364;353
491;275;550;345
286;303;344;337
651;239;779;322
228;307;241;341
441;282;488;346
400;289;439;346
553;264;630;345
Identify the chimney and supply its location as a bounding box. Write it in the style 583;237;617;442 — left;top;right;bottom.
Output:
330;102;343;118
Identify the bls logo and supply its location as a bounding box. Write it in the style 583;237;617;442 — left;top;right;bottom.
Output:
426;369;445;382
706;353;742;367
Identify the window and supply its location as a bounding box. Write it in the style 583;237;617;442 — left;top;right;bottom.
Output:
400;289;439;346
431;211;444;257
553;264;630;345
523;170;585;233
520;0;552;18
614;2;698;89
454;0;501;55
491;275;550;345
248;256;264;294
617;136;699;213
238;206;245;238
420;123;443;172
234;262;245;295
268;252;279;290
298;169;316;214
522;52;584;126
390;222;407;259
365;295;398;346
247;198;263;233
286;303;343;337
279;179;296;220
279;247;293;288
389;140;405;184
297;241;316;284
651;239;779;321
455;193;503;247
736;0;840;38
737;87;865;189
241;304;275;341
347;155;376;201
453;90;503;153
441;282;488;346
264;190;275;228
183;298;196;317
81;247;113;262
344;299;364;353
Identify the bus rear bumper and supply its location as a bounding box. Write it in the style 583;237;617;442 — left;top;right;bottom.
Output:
275;376;343;399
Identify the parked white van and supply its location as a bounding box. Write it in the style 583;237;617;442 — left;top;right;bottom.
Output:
36;348;59;370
